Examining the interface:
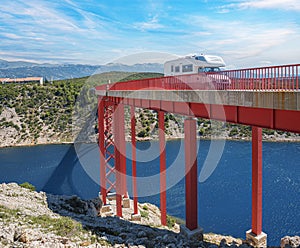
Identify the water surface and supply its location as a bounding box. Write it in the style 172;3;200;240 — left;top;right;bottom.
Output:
0;140;299;245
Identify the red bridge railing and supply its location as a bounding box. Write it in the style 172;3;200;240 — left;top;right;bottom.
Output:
96;64;300;92
223;64;299;91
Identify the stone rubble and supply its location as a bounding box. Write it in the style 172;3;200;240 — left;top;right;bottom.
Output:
280;236;300;248
0;182;294;248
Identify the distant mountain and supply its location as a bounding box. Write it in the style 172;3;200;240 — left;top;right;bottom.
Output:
0;59;39;69
0;59;163;80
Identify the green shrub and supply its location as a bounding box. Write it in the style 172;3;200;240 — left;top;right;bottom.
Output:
199;128;205;136
30;214;83;237
229;127;239;137
19;182;36;191
263;128;275;135
137;129;148;138
167;215;176;228
140;210;149;219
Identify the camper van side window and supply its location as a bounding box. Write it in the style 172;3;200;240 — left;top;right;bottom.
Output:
175;66;180;72
171;65;174;72
182;64;193;72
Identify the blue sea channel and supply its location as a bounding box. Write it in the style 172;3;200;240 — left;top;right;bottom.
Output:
0;140;299;245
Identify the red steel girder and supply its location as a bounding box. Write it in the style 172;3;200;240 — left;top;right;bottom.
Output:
159;111;167;226
252;126;263;235
109;97;300;134
113;103;126;217
131;106;138;215
184;117;198;231
98;98;107;204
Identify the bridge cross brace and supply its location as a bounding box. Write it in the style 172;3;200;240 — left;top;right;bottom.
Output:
98;97;127;216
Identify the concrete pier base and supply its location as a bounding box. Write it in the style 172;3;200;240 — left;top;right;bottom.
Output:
100;204;113;217
122;198;130;208
100;205;111;213
246;229;267;248
131;213;141;221
107;192;117;201
180;225;203;241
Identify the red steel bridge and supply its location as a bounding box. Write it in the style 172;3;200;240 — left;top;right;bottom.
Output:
95;64;300;247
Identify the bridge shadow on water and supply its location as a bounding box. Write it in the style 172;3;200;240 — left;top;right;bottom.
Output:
42;105;100;197
42;145;80;196
40;98;96;195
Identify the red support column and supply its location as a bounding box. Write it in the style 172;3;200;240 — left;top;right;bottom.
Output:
98;97;107;205
184;118;198;231
131;106;138;215
252;126;263;235
113;103;126;217
246;126;267;248
158;111;167;226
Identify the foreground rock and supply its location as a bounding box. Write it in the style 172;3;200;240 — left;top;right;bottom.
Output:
0;182;286;247
281;236;300;248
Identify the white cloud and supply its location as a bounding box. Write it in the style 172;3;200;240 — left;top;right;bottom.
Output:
134;15;164;31
0;0;122;64
1;1;78;32
1;0;113;38
111;51;178;65
193;31;213;36
2;33;23;39
259;60;272;65
1;0;299;66
224;0;300;11
181;15;300;67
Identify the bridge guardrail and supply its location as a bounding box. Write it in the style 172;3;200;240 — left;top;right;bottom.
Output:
222;64;299;91
95;64;299;92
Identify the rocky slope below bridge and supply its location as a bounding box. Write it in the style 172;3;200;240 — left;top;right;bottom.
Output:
0;182;259;248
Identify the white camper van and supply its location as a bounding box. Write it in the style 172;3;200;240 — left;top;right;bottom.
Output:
164;54;226;76
164;54;231;89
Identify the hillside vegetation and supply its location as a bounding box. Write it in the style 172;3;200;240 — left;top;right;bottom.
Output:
0;72;168;146
0;71;299;147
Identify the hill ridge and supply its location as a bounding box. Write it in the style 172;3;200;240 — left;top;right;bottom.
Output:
0;59;163;80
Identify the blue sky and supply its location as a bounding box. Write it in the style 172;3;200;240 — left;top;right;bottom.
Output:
0;0;299;68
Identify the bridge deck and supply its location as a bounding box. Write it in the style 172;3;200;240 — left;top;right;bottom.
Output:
95;89;300;133
96;89;300;111
95;64;300;133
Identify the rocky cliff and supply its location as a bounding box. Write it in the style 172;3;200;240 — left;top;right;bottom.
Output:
0;183;257;248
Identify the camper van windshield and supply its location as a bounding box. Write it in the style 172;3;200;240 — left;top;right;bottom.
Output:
198;67;221;73
195;56;207;62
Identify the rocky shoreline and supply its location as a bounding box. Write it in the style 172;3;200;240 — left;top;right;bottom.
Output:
0;183;299;248
1;134;300;149
1;105;300;149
